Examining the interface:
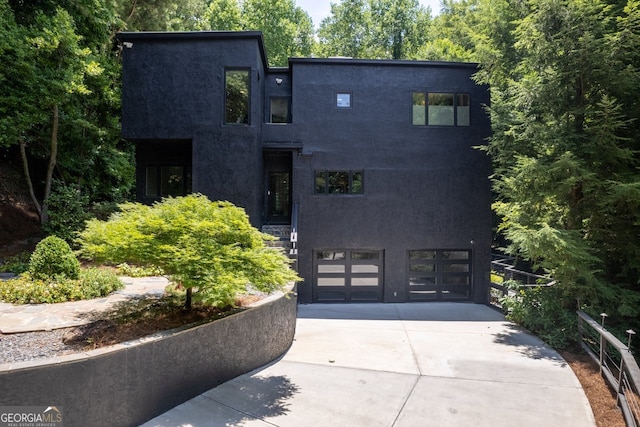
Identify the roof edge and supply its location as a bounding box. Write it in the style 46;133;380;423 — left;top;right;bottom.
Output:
116;31;264;41
288;57;480;68
116;31;270;71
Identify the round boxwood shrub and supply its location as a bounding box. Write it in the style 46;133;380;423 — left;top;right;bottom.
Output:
29;236;80;280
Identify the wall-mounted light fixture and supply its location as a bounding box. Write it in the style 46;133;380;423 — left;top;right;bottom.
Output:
275;78;283;85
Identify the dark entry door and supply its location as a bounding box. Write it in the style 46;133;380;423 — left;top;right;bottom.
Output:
267;171;291;224
264;152;292;224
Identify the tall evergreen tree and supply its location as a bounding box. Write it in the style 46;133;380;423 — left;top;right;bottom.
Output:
476;0;640;319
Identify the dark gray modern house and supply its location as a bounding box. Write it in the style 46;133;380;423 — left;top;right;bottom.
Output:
116;31;492;305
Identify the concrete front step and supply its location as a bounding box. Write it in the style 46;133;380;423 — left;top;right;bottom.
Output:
262;225;294;255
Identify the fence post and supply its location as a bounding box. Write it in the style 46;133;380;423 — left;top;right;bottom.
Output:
600;313;608;374
617;357;626;405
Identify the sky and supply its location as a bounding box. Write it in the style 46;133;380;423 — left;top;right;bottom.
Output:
295;0;443;28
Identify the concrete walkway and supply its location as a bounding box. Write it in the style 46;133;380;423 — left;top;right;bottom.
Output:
0;277;168;333
142;303;596;427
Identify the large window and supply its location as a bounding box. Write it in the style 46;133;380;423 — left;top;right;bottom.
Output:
225;69;250;124
412;92;470;126
315;170;363;194
145;166;192;198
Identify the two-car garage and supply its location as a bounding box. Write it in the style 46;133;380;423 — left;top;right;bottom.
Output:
313;249;472;303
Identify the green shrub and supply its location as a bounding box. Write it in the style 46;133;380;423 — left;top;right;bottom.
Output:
90;201;121;221
28;236;81;280
501;284;578;350
0;268;123;304
116;262;164;277
78;267;124;298
0;252;31;274
42;183;91;245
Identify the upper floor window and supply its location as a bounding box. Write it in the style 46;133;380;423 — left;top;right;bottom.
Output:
315;170;363;194
270;97;290;123
225;69;250;124
412;92;470;126
336;92;352;108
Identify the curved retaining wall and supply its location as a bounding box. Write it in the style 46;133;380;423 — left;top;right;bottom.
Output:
0;285;297;427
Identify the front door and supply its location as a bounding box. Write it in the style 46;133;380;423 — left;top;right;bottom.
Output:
267;171;291;224
264;152;292;224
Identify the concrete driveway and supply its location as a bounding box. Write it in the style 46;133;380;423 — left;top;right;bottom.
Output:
141;303;595;427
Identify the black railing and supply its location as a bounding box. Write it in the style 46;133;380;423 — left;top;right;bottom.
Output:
489;254;555;309
289;201;299;270
578;310;640;427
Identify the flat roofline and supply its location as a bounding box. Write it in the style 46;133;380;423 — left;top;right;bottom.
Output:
288;57;480;68
116;31;264;41
115;31;480;71
116;31;270;70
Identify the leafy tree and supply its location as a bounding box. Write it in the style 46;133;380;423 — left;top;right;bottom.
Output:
317;0;372;58
1;1;134;230
116;0;207;31
477;0;640;332
417;0;479;61
370;0;430;59
198;0;243;30
316;0;431;59
0;5;104;223
78;195;300;309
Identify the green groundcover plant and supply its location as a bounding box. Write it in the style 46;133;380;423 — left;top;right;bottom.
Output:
0;268;123;304
77;194;300;309
0;235;124;304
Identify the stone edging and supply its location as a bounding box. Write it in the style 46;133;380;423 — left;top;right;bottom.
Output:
0;283;297;427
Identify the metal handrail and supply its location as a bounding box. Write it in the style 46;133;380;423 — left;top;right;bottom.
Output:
289;201;299;270
578;310;640;427
488;254;555;309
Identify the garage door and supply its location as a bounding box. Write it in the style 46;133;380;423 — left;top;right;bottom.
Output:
407;250;471;301
314;250;383;302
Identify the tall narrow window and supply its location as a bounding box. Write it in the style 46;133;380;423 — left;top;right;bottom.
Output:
225;69;250;124
412;92;426;125
428;93;454;126
270;97;290;123
457;94;470;126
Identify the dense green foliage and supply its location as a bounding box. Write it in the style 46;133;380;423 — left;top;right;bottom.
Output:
28;236;80;280
0;267;123;304
2;0;640;348
500;283;579;350
78;195;300;308
317;0;431;59
0;252;30;275
471;0;640;347
0;236;122;304
41;183;91;245
196;0;314;66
